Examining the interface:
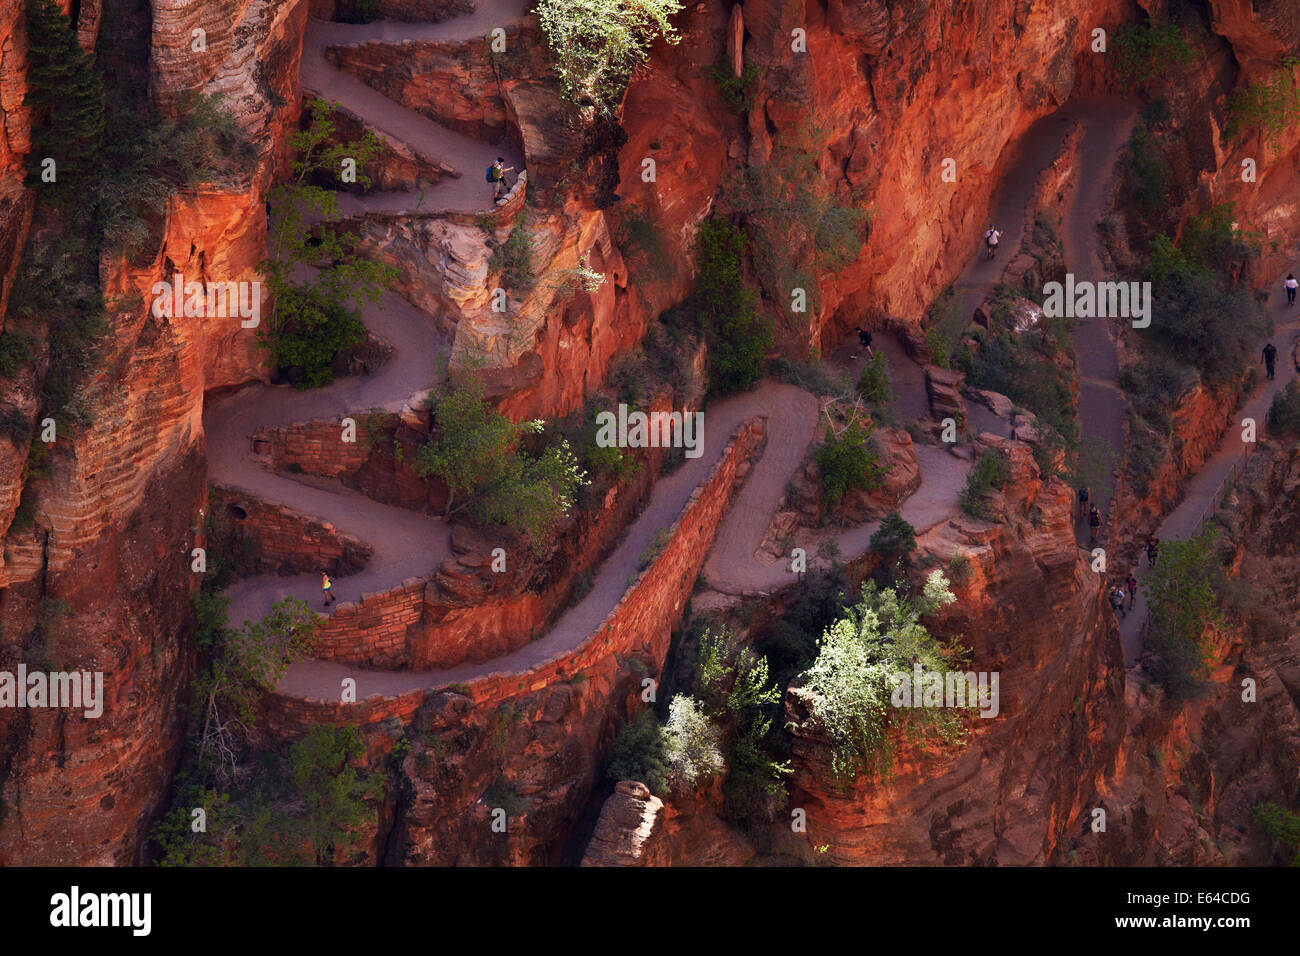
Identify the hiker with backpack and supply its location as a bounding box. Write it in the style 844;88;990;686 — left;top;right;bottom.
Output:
1126;573;1138;608
487;157;516;203
1146;535;1160;567
1109;585;1127;619
984;224;1001;260
1076;486;1089;524
1088;504;1102;543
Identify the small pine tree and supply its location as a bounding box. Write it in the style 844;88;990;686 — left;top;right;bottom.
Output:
23;0;106;196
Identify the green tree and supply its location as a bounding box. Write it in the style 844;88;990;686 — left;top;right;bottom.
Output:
607;709;671;794
815;420;887;509
1269;381;1300;437
535;0;683;113
692;218;772;394
417;377;587;553
870;511;916;559
1144;530;1224;700
194;593;320;778
284;724;384;865
258;98;396;388
794;571;964;781
959;449;1010;519
662;695;724;786
23;0;106;198
857;352;892;406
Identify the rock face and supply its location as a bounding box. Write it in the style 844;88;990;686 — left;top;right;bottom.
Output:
0;0;302;863
580;781;667;867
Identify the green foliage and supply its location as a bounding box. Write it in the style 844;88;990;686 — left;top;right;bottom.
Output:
959;449;1010;519
259;98;396;388
856;352;891;406
282;724;383;865
691;218;772;394
1225;58;1300;145
535;0;683;113
614;204;673;275
794;571;963;781
264;286;366;389
193;594;319;775
1269;381;1300;437
1252;802;1300;866
417;377;587;553
815;420;887;509
23;0;105;197
0;331;33;378
487;211;536;290
662;695;725;786
925;328;951;370
709;57;760;113
729;123;869;313
1143;530;1224;701
607;709;671;794
1111;19;1195;88
1129;125;1169;218
870;511;916;558
955;290;1078;456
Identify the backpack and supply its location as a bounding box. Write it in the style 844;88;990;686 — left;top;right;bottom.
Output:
485;165;496;182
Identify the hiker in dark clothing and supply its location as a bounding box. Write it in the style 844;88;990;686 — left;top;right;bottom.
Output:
1088;504;1102;543
1077;486;1089;523
1146;535;1160;567
1263;342;1278;381
854;326;875;360
1126;573;1138;608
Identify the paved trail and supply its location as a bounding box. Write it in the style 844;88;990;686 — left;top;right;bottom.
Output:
221;19;1221;704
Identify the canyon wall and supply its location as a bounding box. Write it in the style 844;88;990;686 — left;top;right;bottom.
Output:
0;0;303;863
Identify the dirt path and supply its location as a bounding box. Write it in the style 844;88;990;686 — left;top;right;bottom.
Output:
205;283;452;630
300;5;529;214
1060;101;1140;549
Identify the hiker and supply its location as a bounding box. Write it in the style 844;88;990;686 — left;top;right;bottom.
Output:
1146;535;1160;567
985;224;1001;260
854;326;875;360
1088;504;1102;543
1077;486;1090;523
321;570;335;607
1286;273;1297;306
1263;342;1278;381
1126;573;1138;608
487;156;515;203
1109;586;1127;619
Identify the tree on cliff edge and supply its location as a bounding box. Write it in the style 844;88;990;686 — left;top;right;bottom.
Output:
535;0;683;113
